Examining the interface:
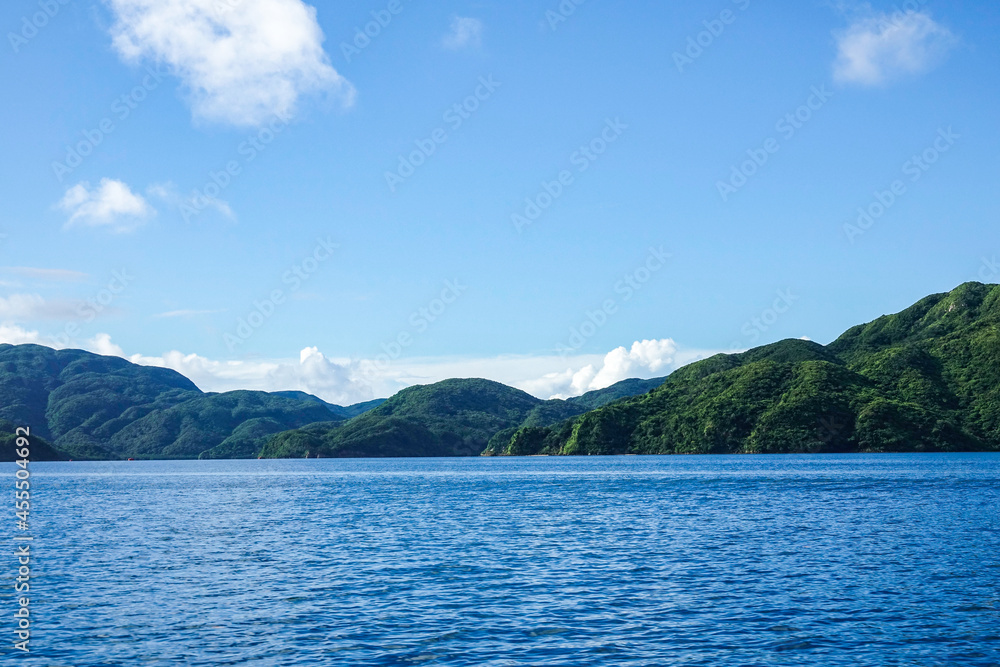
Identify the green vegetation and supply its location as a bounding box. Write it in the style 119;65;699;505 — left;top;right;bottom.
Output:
489;282;1000;455
262;379;568;458
5;282;996;459
0;344;382;460
0;345;657;460
565;376;665;410
260;375;665;459
269;391;387;419
0;419;67;461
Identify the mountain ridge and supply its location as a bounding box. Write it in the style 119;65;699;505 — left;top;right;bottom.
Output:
4;282;997;460
0;345;664;460
0;344;385;460
487;282;1000;456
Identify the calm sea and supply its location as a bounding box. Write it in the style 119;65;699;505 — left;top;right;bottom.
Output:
3;454;999;666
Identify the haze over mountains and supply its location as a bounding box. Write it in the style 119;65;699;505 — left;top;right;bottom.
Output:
3;283;999;460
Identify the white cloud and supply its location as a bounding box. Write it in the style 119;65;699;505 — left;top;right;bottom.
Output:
271;346;373;403
85;335;705;405
0;328;723;406
127;345;375;405
0;323;45;346
58;179;154;232
89;332;126;357
0;326;122;355
148;182;234;221
128;342;688;406
833;10;956;86
442;16;482;50
519;339;683;400
0;294;83;321
0;267;89;282
355;340;721;401
107;0;355;126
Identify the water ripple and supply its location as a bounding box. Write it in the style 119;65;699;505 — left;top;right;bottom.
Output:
1;453;998;665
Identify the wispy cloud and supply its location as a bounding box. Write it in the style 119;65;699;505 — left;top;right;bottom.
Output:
833;10;957;86
0;267;90;282
106;0;355;127
148;182;235;222
442;16;483;50
0;293;84;321
58;178;154;232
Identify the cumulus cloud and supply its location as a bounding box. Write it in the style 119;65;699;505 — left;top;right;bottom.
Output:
833;10;957;86
0;326;124;355
267;346;374;404
442;16;483;50
0;326;377;404
89;332;126;357
519;339;681;399
0;328;721;406
0;323;45;346
58;179;153;232
129;341;687;405
127;345;375;405
106;0;355;126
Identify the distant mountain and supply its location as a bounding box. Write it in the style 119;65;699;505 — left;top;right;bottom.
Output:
566;376;666;410
489;282;1000;456
0;344;660;460
0;345;384;460
10;282;991;460
261;379;575;458
337;397;391;418
259;375;663;459
269;391;387;419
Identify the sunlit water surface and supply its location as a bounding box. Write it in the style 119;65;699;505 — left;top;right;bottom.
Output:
3;454;999;665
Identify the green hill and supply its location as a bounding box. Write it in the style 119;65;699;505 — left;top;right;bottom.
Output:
565;376;666;410
261;379;567;458
490;282;1000;456
0;418;68;461
0;344;659;460
0;344;384;460
6;282;994;460
259;375;668;459
269;391;387;419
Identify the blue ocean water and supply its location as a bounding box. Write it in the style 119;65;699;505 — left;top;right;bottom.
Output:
3;454;999;666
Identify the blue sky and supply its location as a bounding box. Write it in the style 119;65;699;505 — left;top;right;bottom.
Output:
1;0;998;403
